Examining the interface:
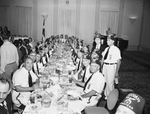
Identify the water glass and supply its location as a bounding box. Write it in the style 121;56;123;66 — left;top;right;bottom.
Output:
41;97;51;108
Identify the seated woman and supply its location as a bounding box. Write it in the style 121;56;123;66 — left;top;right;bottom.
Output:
82;45;90;59
73;57;91;83
75;51;84;72
33;54;44;75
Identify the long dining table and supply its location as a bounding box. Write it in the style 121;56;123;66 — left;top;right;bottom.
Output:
23;43;86;114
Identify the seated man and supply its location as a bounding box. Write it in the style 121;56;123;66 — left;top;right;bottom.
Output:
73;61;105;106
33;54;44;75
19;51;36;68
73;57;91;83
75;51;84;72
116;93;145;114
12;57;39;110
0;75;13;114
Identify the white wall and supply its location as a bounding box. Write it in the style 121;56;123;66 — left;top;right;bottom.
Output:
37;0;54;41
0;0;146;51
121;0;143;50
0;0;34;38
98;0;120;35
79;0;96;46
140;0;150;52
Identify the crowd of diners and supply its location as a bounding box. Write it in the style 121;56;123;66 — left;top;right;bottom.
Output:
0;26;145;114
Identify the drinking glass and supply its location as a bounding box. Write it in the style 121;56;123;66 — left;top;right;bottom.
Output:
41;97;51;108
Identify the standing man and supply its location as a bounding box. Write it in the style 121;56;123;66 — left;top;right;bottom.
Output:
0;75;13;114
0;34;19;79
101;35;121;99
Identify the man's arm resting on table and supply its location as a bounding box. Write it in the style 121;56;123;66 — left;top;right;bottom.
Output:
73;77;85;87
14;85;34;92
81;90;97;98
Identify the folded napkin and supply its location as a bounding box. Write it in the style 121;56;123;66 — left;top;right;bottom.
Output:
46;84;61;97
67;90;80;98
50;77;59;84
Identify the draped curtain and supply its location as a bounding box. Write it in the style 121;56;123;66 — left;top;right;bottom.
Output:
99;10;119;35
0;5;9;28
58;7;76;36
15;6;32;37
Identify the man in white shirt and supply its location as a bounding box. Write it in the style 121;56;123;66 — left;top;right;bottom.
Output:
0;34;19;79
33;54;44;75
101;35;121;98
12;57;39;110
73;61;105;106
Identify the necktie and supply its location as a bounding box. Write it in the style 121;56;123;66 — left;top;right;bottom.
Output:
48;52;50;58
28;71;33;87
82;68;87;82
36;62;39;74
77;60;81;71
32;66;35;73
2;101;9;114
83;73;93;91
104;47;110;60
45;55;48;63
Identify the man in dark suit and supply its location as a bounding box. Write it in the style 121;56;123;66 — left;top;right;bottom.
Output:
91;34;107;60
0;74;13;114
19;39;28;63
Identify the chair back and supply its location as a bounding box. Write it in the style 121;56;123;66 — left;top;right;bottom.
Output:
107;89;119;110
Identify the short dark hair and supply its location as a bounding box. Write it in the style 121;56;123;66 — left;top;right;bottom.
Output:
1;33;10;40
91;60;100;66
0;75;12;90
24;57;33;62
108;34;116;41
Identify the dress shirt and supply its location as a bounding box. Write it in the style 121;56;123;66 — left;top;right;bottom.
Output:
95;44;101;50
81;71;105;106
76;58;82;71
83;65;91;82
12;67;38;107
0;41;19;72
84;71;105;94
33;62;44;74
102;45;121;63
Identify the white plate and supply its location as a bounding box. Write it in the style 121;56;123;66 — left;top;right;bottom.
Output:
29;103;42;112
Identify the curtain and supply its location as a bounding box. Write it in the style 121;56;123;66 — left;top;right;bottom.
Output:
15;6;32;37
99;10;119;35
58;7;76;36
0;5;9;27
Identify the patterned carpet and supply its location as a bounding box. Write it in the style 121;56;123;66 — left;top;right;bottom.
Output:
118;51;150;113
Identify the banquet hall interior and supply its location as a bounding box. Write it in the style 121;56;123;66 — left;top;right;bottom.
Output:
0;0;150;114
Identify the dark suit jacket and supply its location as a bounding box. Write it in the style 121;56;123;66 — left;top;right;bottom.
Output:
19;45;28;61
91;43;107;60
0;93;13;114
